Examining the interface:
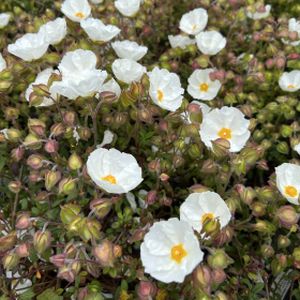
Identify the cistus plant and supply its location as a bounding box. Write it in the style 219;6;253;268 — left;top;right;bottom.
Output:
1;0;300;299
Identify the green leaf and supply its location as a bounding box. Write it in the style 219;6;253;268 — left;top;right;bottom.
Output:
19;288;36;300
37;288;63;300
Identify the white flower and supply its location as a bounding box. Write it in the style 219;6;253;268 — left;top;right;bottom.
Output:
275;163;300;205
181;101;211;124
187;68;222;101
246;5;271;20
38;18;67;45
61;0;91;22
148;67;184;112
180;191;231;233
282;18;300;46
114;0;141;17
50;49;107;99
112;58;146;84
6;271;32;295
0;13;10;28
86;148;143;194
279;71;300;92
179;8;208;35
99;78;121;99
0;53;7;72
111;40;148;61
200;106;250;152
196;31;226;55
25;68;59;107
90;0;103;3
141;218;204;283
80;18;120;42
294;143;300;155
168;34;195;49
7;32;48;61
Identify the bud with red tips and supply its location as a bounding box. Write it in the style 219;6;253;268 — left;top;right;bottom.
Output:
16;213;31;229
93;240;115;267
44;139;59;153
137;281;157;300
89;198;112;219
50;253;67;267
15;243;30;257
276;205;299;229
33;230;52;254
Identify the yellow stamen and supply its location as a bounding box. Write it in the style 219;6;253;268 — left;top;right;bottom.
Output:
288;84;295;89
285;185;297;197
75;12;85;19
170;244;187;264
157;89;164;102
101;174;117;185
201;212;215;224
192;24;197;31
218;128;232;140
200;83;209;92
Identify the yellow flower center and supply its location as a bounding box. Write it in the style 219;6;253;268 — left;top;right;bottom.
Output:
288;84;295;89
199;83;209;92
218;127;232;140
285;185;297;197
101;174;117;185
201;212;215;224
157;89;164;102
170;244;187;264
75;12;85;19
192;24;197;31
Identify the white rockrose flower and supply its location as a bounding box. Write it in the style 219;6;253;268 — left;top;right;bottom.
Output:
86;148;143;194
99;78;121;99
196;30;226;55
179;8;208;35
279;70;300;92
0;53;7;72
148;67;184;112
50;49;107;99
112;58;146;84
180;191;231;234
246;4;271;20
282;18;300;46
38;18;67;45
0;13;10;28
25;68;59;107
187;68;222;101
61;0;91;22
7;32;49;61
141;218;204;283
275;163;300;205
80;18;120;42
114;0;141;17
111;40;148;61
168;34;196;49
200;106;251;153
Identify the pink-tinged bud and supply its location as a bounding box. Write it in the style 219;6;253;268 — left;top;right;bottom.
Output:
211;268;226;285
212;138;230;158
193;265;212;292
265;58;274;69
161;196;172;206
77;288;88;300
93;240;115;267
0;232;17;252
159;120;168;132
11;147;24;162
209;70;226;81
159;173;169;182
128;228;146;244
253;32;261;42
27;154;43;169
289;31;299;41
113;245;122;258
44;139;59;153
57;266;75;283
8;180;21;193
100;91;118;103
235;184;256;205
15;243;30;257
288;53;300;60
16;213;31;229
2;252;20;270
148;160;160;172
63;111;76;126
212;227;234;247
187;103;200;113
276;205;299;229
257;5;266;13
33;230;52;254
28;118;46;136
146;190;157;205
50;253;67;267
29;171;42;183
50;123;65;137
137;281;157;300
89;198;112;219
275;56;286;69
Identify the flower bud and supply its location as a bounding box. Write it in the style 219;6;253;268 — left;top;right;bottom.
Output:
211;268;226;285
93;240;115;267
99;91;118;103
16;213;31;229
6;128;22;142
58;178;77;195
15;243;30;258
23;133;42;149
212;227;234;247
207;249;233;269
50;123;65;137
57;265;75;283
202;217;221;238
89;198;112;219
137;281;157;300
50;253;67;267
8;180;21;193
215;291;229;300
146;190;157;205
68;153;83;170
277;235;291;249
28;118;46;136
252;220;276;234
235;185;256;205
11;147;24;162
251;202;266;217
33;230;52;254
193;265;212;292
63;111;76;126
276;205;299;229
292;247;300;268
44;139;59;153
79;218;101;241
60;203;81;224
261;244;274;258
0;232;17;252
45;170;61;191
271;254;287;275
211;138;230;158
27;154;43;170
2;252;19;270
